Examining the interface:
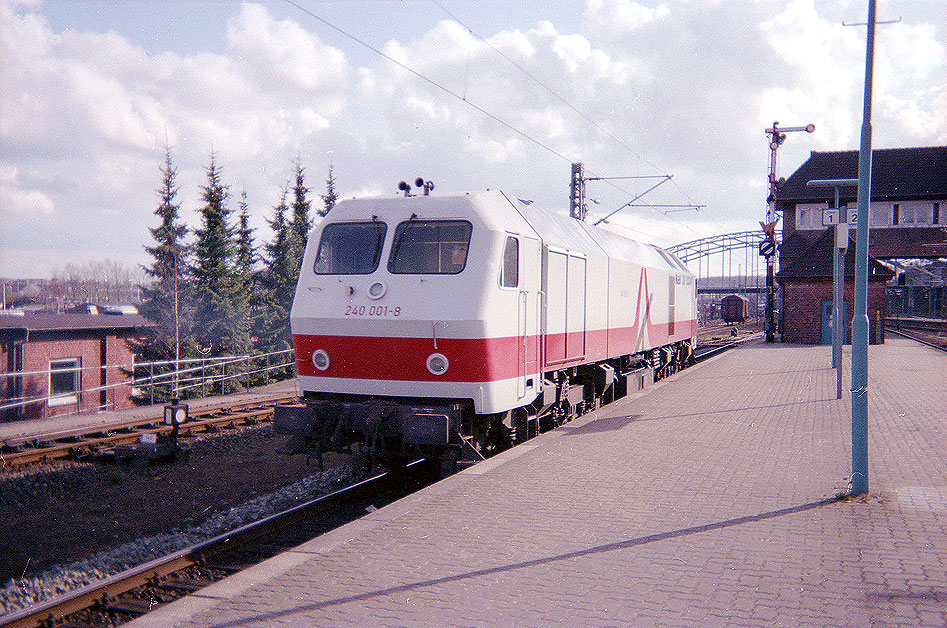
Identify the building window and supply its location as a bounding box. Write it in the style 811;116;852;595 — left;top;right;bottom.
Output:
898;203;933;226
500;236;519;288
795;204;823;229
49;358;81;407
798;207;812;228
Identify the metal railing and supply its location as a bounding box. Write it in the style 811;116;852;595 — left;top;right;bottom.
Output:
1;349;296;419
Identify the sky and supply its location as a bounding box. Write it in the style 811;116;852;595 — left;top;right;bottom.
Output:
1;0;944;280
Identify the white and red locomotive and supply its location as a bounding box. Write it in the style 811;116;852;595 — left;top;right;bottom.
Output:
276;189;696;466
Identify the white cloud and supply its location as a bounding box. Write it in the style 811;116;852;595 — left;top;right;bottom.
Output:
0;186;55;216
0;164;55;216
226;2;349;105
0;0;944;280
0;1;359;277
759;0;947;146
585;0;670;36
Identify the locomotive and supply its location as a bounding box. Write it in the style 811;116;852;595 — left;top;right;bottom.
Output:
275;189;697;470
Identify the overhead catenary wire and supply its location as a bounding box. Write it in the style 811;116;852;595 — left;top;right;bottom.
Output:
282;0;576;167
433;1;724;233
434;0;661;173
283;0;712;240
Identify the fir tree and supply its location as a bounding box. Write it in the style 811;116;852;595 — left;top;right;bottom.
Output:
288;159;312;278
236;190;257;281
138;147;191;363
319;164;338;217
191;152;242;355
231;190;256;356
258;186;295;355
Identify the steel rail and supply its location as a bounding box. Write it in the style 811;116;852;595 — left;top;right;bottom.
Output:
694;333;763;362
885;327;947;352
0;458;437;628
884;317;947;332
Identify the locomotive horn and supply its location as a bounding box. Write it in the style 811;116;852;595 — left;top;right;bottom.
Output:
398;181;411;197
416;178;435;196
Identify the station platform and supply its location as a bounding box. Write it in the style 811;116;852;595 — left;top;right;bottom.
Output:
0;379;298;446
127;338;946;627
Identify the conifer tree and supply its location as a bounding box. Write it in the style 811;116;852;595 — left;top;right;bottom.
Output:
236;190;257;280
288;159;312;279
231;190;256;355
319;164;338;217
191;152;242;355
138;147;191;363
258;186;295;355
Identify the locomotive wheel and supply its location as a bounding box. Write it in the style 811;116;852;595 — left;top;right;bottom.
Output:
351;442;375;478
380;453;410;472
438;447;460;478
485;416;513;456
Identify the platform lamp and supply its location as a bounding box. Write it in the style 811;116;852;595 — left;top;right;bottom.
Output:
807;178;858;400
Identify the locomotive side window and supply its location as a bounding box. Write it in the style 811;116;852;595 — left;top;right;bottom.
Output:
313;221;387;275
388;220;472;274
501;236;519;287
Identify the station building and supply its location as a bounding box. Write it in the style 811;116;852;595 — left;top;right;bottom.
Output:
0;312;152;421
775;146;947;344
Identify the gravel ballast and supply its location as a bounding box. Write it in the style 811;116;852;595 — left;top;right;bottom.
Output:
0;425;353;615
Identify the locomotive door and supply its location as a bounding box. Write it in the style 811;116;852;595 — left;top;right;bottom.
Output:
518;235;541;399
542;246;587;365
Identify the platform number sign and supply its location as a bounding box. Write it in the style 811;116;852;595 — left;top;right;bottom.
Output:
759;240;776;258
822;209;841;226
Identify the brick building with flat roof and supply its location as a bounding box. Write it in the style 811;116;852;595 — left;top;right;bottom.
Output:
1;313;152;421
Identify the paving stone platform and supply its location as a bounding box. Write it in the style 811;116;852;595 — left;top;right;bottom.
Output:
127;337;946;627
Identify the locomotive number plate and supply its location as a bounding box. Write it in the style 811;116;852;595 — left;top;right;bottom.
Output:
344;304;402;317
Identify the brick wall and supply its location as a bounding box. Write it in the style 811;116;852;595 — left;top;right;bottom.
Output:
10;331;137;421
781;279;888;344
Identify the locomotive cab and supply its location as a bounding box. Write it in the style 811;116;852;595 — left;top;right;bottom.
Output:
281;192;543;463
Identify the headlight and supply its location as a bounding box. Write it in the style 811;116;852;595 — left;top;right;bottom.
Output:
367;281;387;299
312;349;330;371
426;352;449;376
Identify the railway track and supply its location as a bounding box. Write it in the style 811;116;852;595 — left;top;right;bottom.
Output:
885;317;947;333
694;332;763;362
0;458;439;628
0;393;297;470
886;327;947;352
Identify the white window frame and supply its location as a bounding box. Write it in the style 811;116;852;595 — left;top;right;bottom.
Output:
49;357;81;407
795;204;825;230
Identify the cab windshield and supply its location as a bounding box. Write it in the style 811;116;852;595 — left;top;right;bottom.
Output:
313;221;387;275
387;220;472;275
